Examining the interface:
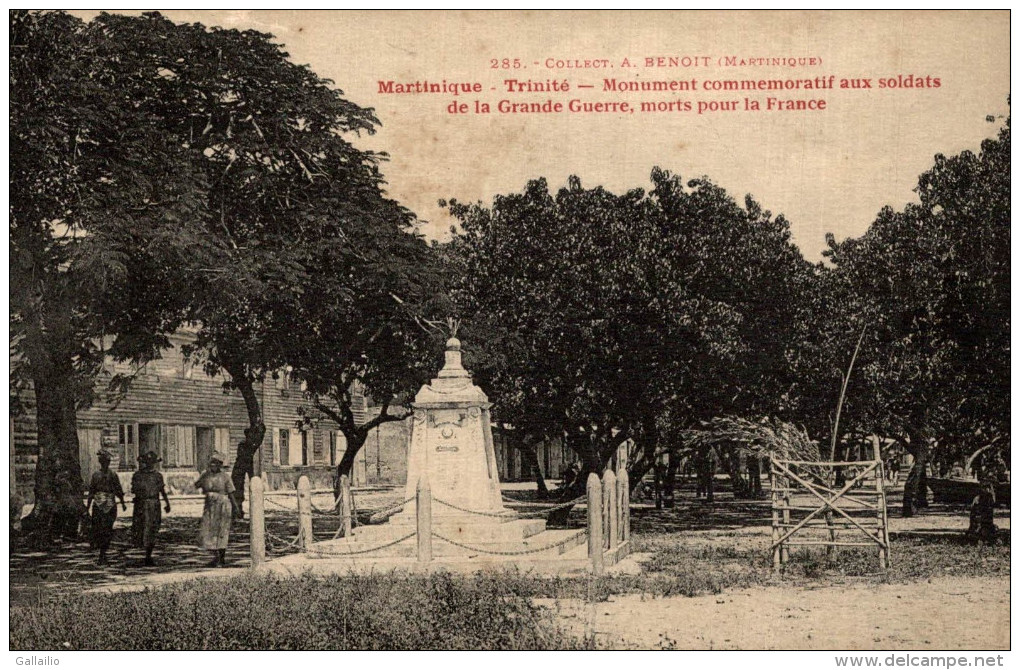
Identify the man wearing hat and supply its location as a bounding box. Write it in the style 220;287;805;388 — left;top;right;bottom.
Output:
195;452;240;567
131;451;171;566
85;447;127;565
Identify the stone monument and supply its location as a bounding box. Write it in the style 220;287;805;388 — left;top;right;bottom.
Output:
284;335;591;566
391;337;515;527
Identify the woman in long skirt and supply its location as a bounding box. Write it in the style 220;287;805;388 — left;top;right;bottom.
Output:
86;449;127;565
195;452;240;567
131;451;172;566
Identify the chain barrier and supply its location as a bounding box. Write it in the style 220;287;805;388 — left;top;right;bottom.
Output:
310;493;342;516
432;496;517;518
265;529;302;553
312;494;413;540
263;495;297;512
368;495;415;518
306;530;417;557
503;496;588;521
430;529;588;557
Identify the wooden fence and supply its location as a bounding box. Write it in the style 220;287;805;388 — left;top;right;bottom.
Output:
770;457;890;570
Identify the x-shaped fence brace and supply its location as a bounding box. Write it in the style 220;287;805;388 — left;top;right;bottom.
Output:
770;459;888;554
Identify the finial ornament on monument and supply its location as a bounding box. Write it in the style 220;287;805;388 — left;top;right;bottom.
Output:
440;318;467;378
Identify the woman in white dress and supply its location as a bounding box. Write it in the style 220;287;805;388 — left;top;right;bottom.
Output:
195;452;240;567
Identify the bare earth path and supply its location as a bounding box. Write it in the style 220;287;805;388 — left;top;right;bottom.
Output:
545;575;1009;650
10;479;1010;651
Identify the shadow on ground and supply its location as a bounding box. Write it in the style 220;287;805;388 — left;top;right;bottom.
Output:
9;511;345;605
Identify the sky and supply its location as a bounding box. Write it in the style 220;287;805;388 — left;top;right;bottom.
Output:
76;10;1010;261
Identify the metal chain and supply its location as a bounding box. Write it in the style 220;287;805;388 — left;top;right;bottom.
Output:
430;529;588;556
265;529;301;553
432;496;516;518
263;496;296;511
370;495;415;517
503;496;587;521
310;493;342;516
306;531;417;557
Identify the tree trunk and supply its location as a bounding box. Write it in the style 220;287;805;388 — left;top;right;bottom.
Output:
724;449;747;498
333;430;368;501
902;431;930;517
547;430;622;525
519;440;548;498
627;442;658;496
230;376;265;515
748;456;763;498
24;352;85;541
663;451;679;507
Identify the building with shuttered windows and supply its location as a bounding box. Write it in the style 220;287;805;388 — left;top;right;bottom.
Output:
11;330;410;502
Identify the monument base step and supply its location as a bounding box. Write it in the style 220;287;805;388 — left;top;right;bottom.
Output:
269;539;636;577
335;518;548;543
306;527;586;560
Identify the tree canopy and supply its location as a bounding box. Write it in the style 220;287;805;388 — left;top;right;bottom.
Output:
810;112;1010;513
11;10;432;524
443;169;812;486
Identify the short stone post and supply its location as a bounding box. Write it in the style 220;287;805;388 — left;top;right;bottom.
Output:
416;475;432;564
618;468;630;543
340;474;352;538
586;473;604;576
297;475;313;551
604;469;618;550
249;476;266;569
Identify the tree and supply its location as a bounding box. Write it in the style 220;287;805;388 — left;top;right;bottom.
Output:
287;215;447;496
82;12;415;506
810;111;1010;514
643;170;814;496
10;10;207;537
443;171;809;497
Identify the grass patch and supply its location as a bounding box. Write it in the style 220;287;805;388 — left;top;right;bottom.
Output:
10;571;584;650
779;533;1010;582
497;528;1010;603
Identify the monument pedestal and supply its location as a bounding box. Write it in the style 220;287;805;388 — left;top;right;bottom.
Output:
389;337;546;542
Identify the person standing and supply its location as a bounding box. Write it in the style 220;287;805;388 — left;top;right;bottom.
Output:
195;452;240;567
131;451;171;566
967;479;998;543
85;449;127;565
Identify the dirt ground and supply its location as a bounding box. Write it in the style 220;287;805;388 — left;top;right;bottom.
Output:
544;575;1009;650
10;479;1011;650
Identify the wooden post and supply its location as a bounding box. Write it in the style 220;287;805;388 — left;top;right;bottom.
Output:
771;464;781;570
618;468;630;543
876;462;889;569
825;466;836;560
340;474;352;538
586;473;604;576
604;469;618;550
601;470;612;550
781;473;791;563
416;475;432;564
249;476;266;569
297;475;312;551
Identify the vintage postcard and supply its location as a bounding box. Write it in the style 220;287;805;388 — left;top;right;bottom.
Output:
9;9;1010;659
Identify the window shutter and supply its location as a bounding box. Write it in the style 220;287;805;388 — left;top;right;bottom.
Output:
312;430;323;465
178;426;195;467
214;428;232;466
272;429;281;465
161;425;176;468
